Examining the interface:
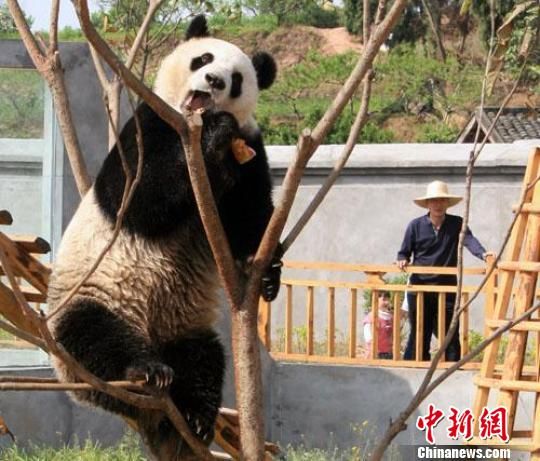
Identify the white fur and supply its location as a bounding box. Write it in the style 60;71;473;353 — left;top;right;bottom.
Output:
48;189;220;344
154;37;259;129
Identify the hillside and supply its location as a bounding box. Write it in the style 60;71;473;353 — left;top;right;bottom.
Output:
1;19;537;143
208;23;538;144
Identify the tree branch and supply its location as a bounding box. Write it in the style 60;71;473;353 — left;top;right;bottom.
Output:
369;5;531;456
282;0;387;251
7;0;91;196
49;0;60;53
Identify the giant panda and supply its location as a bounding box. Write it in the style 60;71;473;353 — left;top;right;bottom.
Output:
47;15;281;460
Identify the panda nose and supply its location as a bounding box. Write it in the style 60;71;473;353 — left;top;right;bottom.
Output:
205;73;226;90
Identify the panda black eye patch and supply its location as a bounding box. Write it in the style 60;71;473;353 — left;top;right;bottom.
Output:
190;53;214;71
230;72;243;98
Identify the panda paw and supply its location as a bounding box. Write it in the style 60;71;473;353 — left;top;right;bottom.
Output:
202;111;239;154
184;412;214;443
261;254;283;302
126;361;175;390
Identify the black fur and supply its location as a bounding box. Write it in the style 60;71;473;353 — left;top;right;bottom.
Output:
252;52;277;90
185;14;209;40
161;332;225;443
54;298;225;441
230;72;243;98
94;102;276;264
94;103;243;240
190;52;214;71
53;298;162;418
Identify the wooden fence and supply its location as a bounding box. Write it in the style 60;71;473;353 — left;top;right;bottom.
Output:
257;257;537;370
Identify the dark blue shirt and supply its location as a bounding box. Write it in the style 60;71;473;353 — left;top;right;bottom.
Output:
397;213;486;285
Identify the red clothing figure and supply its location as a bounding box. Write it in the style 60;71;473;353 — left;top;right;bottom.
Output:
363;292;393;359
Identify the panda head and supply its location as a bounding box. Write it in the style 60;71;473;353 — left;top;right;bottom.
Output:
154;15;277;130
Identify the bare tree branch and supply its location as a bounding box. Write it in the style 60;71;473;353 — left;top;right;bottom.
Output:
126;0;164;69
7;0;91;196
369;3;532;455
421;0;446;61
0;318;48;351
49;0;60;53
282;0;387;251
253;0;408;282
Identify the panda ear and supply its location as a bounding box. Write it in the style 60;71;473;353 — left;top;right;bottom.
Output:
252;52;277;90
185;15;210;40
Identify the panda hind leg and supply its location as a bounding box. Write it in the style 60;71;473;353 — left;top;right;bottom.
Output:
139;329;226;460
53;297;173;417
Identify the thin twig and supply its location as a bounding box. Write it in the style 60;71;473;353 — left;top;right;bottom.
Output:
252;0;408;279
0;380;145;392
282;0;386;251
46;93;145;323
0;318;48;351
126;0;164;69
369;2;528;455
424;302;540;397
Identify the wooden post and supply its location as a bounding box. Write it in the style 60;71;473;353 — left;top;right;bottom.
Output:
371;289;378;360
416;292;424;361
438;292;446;363
484;254;497;337
393;291;401;360
349;288;357;358
473;149;540;428
285;284;293;354
258;298;271;351
327;287;335;357
306;286;314;356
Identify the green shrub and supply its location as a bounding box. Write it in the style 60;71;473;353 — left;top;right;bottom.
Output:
58;26;84;41
417;122;459;143
0;68;44;139
286;4;341;28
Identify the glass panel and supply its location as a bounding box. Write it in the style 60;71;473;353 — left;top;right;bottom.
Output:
0;68;44;139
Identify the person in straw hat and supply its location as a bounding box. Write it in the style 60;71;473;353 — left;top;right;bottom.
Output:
396;180;493;362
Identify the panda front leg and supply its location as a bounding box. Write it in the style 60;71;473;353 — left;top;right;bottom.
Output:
139;329;226;460
52;297;173;416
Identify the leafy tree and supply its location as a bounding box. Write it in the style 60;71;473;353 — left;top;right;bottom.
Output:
0;2;32;34
344;0;427;47
257;0;327;26
94;0;211;32
343;0;378;36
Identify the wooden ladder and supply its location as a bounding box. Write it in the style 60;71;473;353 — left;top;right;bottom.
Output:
471;147;540;456
0;210;279;460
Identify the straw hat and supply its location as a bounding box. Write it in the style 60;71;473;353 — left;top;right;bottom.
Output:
414;180;462;208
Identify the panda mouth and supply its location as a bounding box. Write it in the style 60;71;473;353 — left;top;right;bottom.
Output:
183;90;214;112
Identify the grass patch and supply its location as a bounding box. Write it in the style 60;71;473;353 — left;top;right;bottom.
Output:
0;434;145;461
0;427;399;460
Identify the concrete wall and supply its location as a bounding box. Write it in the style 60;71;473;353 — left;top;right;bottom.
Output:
270;362;533;459
269;140;539;340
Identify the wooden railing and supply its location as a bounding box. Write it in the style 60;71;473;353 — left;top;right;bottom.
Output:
0;230;50;351
257;258;527;370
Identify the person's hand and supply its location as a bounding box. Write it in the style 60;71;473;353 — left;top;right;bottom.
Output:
396;259;409;271
483;251;496;262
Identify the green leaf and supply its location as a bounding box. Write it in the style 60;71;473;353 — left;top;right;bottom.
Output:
459;0;473;16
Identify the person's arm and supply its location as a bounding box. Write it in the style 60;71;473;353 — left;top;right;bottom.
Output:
363;323;373;343
463;225;488;260
396;222;414;269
